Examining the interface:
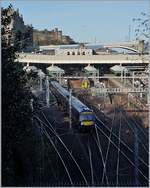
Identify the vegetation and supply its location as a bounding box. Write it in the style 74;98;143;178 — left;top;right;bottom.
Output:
132;12;149;40
2;5;41;186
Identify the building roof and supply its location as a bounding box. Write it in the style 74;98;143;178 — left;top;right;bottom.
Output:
110;65;128;73
37;69;45;78
23;65;37;72
47;65;65;73
84;65;98;72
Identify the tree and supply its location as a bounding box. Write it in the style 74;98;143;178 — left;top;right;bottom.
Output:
2;5;38;186
132;12;149;40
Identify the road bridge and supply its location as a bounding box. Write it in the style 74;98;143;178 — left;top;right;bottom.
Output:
39;40;143;53
16;53;149;65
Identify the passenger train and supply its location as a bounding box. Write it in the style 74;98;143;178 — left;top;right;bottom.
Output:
50;81;95;130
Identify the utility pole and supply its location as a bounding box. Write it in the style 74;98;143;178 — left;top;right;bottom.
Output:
69;89;72;130
148;7;150;179
39;69;43;91
128;25;131;41
127;93;130;108
46;76;49;107
121;69;123;83
132;71;135;88
94;37;97;44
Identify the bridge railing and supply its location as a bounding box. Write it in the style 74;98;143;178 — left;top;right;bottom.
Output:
91;87;148;95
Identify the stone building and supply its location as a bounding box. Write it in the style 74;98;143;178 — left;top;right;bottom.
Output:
33;27;76;46
50;28;62;42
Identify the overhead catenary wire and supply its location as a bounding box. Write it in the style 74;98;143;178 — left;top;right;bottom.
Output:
41;126;74;186
35;119;64;181
33;86;148;186
95;124;148;182
122;108;148;140
94;125;109;185
121;111;149;155
95;115;148;167
101;105;116;184
88;143;94;186
116;111;122;186
34;114;89;186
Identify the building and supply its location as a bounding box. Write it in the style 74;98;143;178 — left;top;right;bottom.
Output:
50;28;62;42
55;43;93;55
33;27;76;46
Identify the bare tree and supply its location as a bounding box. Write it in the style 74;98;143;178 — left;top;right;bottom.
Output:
132;12;149;40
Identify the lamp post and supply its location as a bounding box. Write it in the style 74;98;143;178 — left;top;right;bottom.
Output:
39;69;43;92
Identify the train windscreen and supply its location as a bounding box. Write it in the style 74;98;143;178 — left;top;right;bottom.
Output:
80;113;95;121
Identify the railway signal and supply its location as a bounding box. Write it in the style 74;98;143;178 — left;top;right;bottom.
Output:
81;78;90;89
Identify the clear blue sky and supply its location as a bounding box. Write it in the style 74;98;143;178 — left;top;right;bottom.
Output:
2;0;149;43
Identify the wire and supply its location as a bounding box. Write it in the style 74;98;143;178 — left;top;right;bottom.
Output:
101;104;116;184
88;144;94;185
121;111;149;154
116;111;122;185
95;115;148;167
34;114;89;186
95;124;148;182
94;125;109;185
42;126;74;186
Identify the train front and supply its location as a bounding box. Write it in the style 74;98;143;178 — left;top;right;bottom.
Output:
79;110;95;129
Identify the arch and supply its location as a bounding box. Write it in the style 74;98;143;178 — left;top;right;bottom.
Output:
82;51;85;55
67;52;70;55
77;51;80;55
72;51;75;55
104;45;140;53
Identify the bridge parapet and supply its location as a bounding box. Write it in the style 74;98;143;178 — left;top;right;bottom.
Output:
16;53;149;64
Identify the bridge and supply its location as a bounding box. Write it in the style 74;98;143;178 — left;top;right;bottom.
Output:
39;40;144;53
16;53;149;65
103;41;145;53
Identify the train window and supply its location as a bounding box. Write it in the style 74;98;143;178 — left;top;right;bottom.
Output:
80;114;94;121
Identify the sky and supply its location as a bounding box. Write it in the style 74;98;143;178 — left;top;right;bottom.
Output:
2;0;149;43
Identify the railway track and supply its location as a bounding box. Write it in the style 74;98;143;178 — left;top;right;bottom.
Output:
32;88;148;186
94;95;149;185
78;94;148;186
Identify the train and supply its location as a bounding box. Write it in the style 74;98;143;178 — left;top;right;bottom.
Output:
50;81;95;131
